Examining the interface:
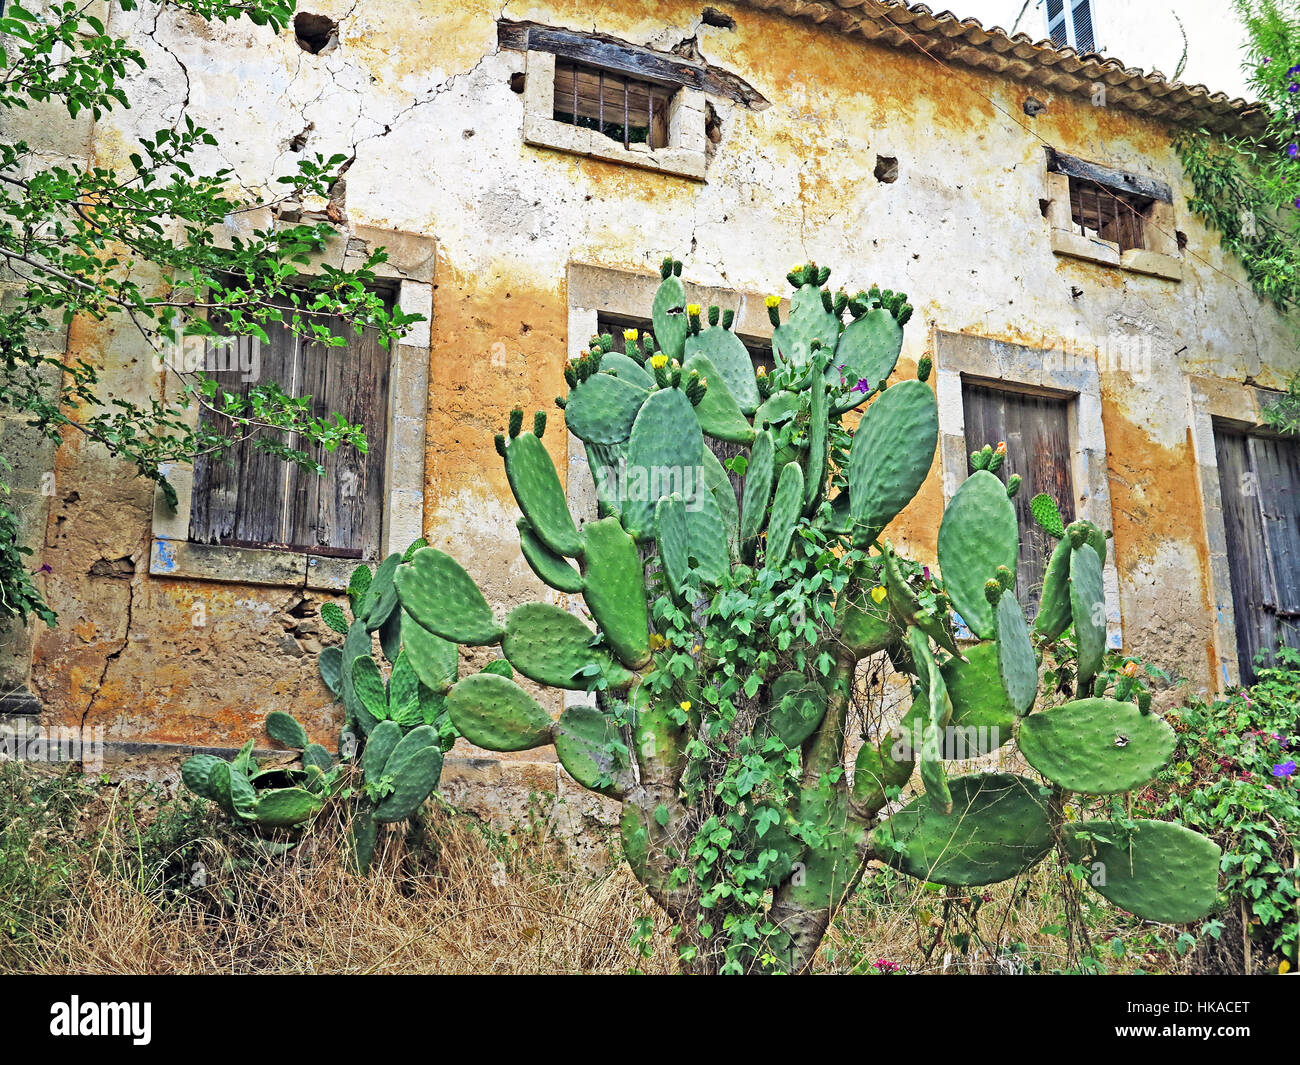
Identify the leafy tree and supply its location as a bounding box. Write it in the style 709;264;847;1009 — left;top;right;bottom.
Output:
0;0;420;626
1175;1;1300;433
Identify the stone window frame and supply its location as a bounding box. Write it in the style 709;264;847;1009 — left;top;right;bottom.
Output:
933;329;1124;649
519;46;707;182
148;224;434;593
1185;374;1288;690
1044;148;1183;282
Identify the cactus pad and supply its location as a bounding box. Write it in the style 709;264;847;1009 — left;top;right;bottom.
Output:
502;602;632;691
994;591;1037;716
563;371;648;445
1068;542;1106;690
397;548;503;646
848;379;938;542
740;429;775;556
554;704;631;797
622;387;705;540
873;774;1054;886
1065;819;1221;924
1033;537;1073;640
685;325;760;412
765;461;805;568
826;308;902;409
768;672;828;747
937;469;1019;640
684;352;755;444
1018;697;1174;794
445;672;554;751
1029;492;1066;539
504;433;584;558
581;517;651;669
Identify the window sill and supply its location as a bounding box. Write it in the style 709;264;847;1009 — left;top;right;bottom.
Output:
1050;229;1183;281
149;538;356;592
523;114;706;181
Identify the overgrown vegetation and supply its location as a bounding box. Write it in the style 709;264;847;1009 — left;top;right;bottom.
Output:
0;0;419;626
1175;0;1300;432
0;759;1219;975
1139;649;1300;972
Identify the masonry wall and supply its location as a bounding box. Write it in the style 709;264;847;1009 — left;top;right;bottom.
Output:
11;2;1296;796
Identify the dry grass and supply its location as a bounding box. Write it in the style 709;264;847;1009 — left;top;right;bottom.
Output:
10;789;677;975
0;764;1187;975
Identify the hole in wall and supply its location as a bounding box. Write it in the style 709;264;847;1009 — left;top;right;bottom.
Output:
1176;230;1188;250
294;13;339;55
1023;95;1047;116
510;71;526;93
874;155;898;183
289;123;314;152
1039;197;1051;218
701;7;737;29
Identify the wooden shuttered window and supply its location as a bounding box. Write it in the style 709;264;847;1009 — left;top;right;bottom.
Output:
1214;427;1300;683
962;382;1076;619
189;292;392;560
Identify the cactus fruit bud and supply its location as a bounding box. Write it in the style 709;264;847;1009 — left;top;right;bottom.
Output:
494;433;507;457
897;304;913;326
673;260;683;277
1006;474;1022;497
564;361;577;389
1067;523;1088;550
995;565;1015;591
984;578;1004;606
816;265;831;286
508;408;523;439
555;395;566;410
708;305;720;327
833;289;848;318
766;294;781;327
721;309;735;330
787;265;804;287
821;288;834;313
533;410;547;438
917;355;932;383
1137;689;1152;715
687;303;702;335
660;257;673;280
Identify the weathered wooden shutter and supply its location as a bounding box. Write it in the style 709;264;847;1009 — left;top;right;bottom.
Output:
190;292;391;560
1214;427;1300;682
962;382;1076;619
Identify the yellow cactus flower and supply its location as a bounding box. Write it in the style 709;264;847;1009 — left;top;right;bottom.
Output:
756;366;768;378
764;295;781;309
995;441;1008;456
623;328;639;342
871;586;888;604
686;303;702;316
1123;661;1139;678
649;354;668;369
649;633;667;650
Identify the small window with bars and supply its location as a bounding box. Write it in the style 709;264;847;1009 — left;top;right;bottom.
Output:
554;60;674;150
1045;0;1096;53
1068;175;1150;253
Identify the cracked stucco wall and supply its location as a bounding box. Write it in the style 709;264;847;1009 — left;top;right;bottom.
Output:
11;2;1296;803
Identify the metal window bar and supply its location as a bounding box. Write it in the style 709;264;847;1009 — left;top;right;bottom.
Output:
553;59;671;149
1069;176;1146;252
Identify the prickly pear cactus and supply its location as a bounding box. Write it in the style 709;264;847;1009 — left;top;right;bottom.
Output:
372;257;1218;973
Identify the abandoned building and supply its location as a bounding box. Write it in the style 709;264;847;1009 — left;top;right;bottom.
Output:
0;1;1295;815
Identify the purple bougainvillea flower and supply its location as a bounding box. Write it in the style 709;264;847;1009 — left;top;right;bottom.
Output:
1289;82;1300;92
1289;144;1300;158
1272;761;1297;778
37;563;52;574
853;378;871;394
1289;63;1300;74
